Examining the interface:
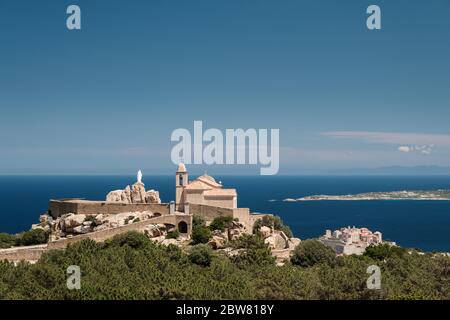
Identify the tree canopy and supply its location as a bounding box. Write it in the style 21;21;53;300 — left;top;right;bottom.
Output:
0;231;448;300
290;240;336;267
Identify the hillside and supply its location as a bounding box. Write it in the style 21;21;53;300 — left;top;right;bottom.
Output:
0;231;449;300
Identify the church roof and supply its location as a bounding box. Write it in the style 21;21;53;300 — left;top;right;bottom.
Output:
180;167;236;198
198;173;216;183
185;180;213;190
185;173;224;191
196;174;222;188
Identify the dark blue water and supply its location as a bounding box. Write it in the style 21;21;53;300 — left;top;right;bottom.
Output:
1;176;449;252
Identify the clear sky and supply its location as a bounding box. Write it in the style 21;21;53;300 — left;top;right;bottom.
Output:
1;0;450;175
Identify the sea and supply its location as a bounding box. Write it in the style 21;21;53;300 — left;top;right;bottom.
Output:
1;175;449;252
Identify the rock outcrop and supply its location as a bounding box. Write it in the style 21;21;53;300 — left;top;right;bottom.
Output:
264;232;289;250
143;224;167;238
131;182;146;203
205;221;249;249
106;182;161;204
38;209;159;241
259;226;272;238
227;221;247;240
208;231;228;249
287;237;301;249
64;214;86;229
258;225;302;251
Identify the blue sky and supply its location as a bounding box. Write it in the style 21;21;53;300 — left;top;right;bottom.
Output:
1;0;450;175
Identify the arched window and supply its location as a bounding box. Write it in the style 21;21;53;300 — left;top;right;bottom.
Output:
179;174;183;186
178;221;188;234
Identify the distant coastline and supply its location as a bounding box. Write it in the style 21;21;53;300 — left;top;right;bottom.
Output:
277;189;450;202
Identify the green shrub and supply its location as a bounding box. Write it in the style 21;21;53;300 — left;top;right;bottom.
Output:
166;230;180;239
189;244;213;267
0;229;448;300
364;243;406;260
253;215;293;238
192;225;211;245
108;231;149;249
191;215;211;244
192;215;205;227
209;216;233;232
0;233;17;249
231;234;264;250
16;229;49;246
291;240;336;267
230;234;275;268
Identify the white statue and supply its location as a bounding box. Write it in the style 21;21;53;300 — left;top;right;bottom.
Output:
137;170;143;184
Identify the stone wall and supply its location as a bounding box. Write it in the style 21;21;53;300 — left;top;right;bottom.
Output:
189;203;235;222
49;200;170;218
0;214;192;262
232;208;252;226
0;245;48;262
188;203;262;228
200;197;235;209
49;200;79;218
47;214;191;249
320;239;346;255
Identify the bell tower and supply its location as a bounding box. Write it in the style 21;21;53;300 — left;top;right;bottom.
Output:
175;162;188;211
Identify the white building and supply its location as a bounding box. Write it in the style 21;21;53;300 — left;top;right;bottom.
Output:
320;226;383;255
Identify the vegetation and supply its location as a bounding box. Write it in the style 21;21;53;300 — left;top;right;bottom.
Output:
230;234;275;268
290;240;336;267
189;244;213;267
191;215;212;245
0;229;49;249
364;243;407;260
253;215;293;238
0;233;17;249
0;231;449;300
83;215;96;223
209;216;234;232
166;230;180;239
192;226;211;245
107;231;147;249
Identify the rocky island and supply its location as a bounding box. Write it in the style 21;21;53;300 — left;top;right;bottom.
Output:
281;189;450;202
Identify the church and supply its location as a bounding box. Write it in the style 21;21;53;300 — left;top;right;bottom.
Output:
46;163;269;240
175;163;237;211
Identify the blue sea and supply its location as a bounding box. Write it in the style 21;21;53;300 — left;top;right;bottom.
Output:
1;175;450;252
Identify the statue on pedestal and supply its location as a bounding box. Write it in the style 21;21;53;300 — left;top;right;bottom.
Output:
106;169;161;204
137;170;143;184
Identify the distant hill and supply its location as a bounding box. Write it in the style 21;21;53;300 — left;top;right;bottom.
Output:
331;166;450;176
283;165;450;176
